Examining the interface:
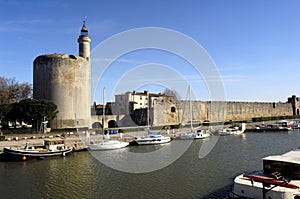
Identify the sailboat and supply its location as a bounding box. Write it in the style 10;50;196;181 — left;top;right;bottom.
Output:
87;87;129;150
135;130;171;145
179;86;211;140
135;91;171;145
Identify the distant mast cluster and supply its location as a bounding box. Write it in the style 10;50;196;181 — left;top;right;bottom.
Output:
33;21;91;129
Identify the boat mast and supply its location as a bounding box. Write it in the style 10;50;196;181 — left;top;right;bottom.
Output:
103;87;106;138
147;90;150;129
189;86;193;132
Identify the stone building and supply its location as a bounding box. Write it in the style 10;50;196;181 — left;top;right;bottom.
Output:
33;21;91;129
93;91;177;127
112;91;172;115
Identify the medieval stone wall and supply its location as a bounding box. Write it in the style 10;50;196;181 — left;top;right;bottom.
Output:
202;101;293;122
152;99;295;126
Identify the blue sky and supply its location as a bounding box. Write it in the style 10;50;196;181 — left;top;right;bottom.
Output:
1;0;300;103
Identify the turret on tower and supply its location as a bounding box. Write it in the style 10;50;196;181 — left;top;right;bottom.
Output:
78;20;91;60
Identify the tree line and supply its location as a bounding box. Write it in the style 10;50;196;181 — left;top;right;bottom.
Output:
0;76;58;130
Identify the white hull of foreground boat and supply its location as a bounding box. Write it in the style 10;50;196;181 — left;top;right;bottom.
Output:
229;149;300;199
229;173;300;199
88;140;129;150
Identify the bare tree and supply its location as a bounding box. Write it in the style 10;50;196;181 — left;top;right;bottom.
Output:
0;76;32;105
163;88;180;100
0;77;9;104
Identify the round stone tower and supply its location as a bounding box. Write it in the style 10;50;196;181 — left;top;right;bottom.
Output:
33;21;91;129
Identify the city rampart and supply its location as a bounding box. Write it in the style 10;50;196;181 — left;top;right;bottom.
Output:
202;101;293;122
152;97;298;126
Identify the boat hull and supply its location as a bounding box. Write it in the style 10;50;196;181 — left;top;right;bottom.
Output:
229;173;300;199
3;147;72;161
178;133;210;140
87;140;129;150
136;137;171;145
194;133;211;139
219;130;243;136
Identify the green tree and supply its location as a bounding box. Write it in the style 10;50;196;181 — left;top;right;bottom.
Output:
5;103;20;128
18;99;58;126
2;99;58;129
0;104;12;128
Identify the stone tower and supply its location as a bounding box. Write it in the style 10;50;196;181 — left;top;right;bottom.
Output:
78;20;91;60
33;21;91;129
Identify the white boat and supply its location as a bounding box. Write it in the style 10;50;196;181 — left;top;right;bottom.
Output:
178;86;211;140
135;91;171;145
218;123;246;135
88;139;129;150
3;138;73;161
276;120;293;131
135;130;171;145
178;129;211;140
193;129;211;139
87;87;129;150
229;149;300;199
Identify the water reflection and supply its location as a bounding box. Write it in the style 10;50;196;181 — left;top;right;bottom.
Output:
1;131;300;198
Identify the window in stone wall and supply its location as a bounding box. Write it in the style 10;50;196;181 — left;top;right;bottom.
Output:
273;103;276;108
171;106;176;113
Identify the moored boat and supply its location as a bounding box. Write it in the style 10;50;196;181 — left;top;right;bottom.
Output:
3;138;73;161
193;129;211;139
178;129;211;140
245;120;293;133
228;149;300;199
135;130;171;145
87;87;129;151
178;86;211;140
219;123;246;136
87;139;129;150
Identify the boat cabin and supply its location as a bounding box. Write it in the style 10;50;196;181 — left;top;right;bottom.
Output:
43;139;66;151
263;149;300;179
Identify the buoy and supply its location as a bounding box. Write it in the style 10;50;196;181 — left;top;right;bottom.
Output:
22;156;26;161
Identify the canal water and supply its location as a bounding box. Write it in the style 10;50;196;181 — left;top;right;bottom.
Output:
1;130;300;199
